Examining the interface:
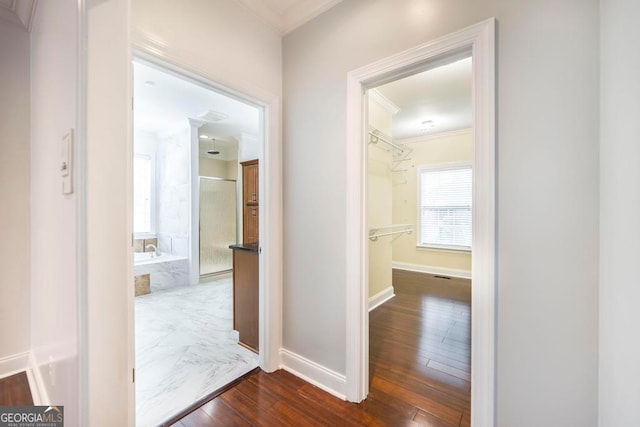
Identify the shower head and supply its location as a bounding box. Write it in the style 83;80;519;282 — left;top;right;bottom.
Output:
207;138;220;155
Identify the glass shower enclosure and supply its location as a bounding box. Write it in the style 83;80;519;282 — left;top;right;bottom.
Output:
199;177;237;276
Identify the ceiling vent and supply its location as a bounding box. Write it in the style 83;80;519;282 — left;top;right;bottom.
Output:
197;110;229;123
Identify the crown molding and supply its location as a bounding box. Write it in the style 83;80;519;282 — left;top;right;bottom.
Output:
235;0;342;35
0;0;37;32
398;127;472;145
282;0;343;35
369;89;400;115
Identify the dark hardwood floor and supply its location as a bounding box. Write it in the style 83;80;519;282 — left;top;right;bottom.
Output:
0;371;33;406
172;269;471;426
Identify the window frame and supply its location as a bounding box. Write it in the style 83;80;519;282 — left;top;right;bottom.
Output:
416;161;472;252
133;153;157;238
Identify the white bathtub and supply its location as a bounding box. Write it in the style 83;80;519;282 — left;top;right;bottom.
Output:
133;252;187;266
134;252;190;293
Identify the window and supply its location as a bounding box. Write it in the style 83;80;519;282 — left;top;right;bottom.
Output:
418;164;472;250
133;154;154;234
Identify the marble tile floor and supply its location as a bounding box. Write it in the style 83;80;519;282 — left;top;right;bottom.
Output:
135;274;258;426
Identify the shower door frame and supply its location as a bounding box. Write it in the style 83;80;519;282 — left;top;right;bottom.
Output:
198;176;238;279
130;42;283;379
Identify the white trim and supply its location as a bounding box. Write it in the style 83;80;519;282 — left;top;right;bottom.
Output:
76;0;88;425
392;261;472;280
27;352;48;405
398;127;472;145
0;352;48;405
368;286;395;311
235;0;343;35
188;118;204;286
0;0;37;32
369;89;400;115
279;348;346;400
282;0;343;35
131;33;283;377
0;351;30;379
345;18;496;427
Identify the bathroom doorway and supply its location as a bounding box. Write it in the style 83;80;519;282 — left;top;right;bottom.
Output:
132;58;263;426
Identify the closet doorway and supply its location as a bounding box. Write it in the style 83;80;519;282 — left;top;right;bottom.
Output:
345;19;496;427
366;55;473;426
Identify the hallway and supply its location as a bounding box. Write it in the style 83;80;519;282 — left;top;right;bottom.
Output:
172;269;471;426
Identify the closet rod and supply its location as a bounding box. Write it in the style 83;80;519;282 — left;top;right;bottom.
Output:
368;128;404;152
368;224;413;241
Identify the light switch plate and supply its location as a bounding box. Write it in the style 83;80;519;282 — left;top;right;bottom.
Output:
61;129;74;195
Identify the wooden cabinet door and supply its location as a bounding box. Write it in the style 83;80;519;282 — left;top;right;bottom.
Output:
241;160;259;243
242;161;258;205
243;205;259;244
232;249;259;352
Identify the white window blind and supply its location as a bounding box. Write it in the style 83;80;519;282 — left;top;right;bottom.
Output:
419;165;472;250
133;155;152;233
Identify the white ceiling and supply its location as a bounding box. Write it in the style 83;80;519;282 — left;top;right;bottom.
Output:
235;0;342;34
133;61;260;161
375;56;472;140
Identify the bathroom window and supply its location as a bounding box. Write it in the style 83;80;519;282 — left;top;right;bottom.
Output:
133;154;155;234
418;163;472;251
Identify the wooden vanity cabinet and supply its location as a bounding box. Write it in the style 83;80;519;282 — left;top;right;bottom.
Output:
231;245;259;352
230;159;260;353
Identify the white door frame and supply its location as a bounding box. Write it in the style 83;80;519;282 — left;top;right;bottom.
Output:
345;18;496;427
130;36;283;373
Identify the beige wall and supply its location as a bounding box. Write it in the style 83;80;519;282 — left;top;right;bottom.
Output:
200;157;238;181
392;129;472;273
283;0;599;423
367;99;393;297
0;20;30;360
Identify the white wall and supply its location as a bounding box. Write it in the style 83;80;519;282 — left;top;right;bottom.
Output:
132;0;282;97
283;1;599;425
156;126;190;257
0;20;30;362
30;0;79;422
599;0;640;425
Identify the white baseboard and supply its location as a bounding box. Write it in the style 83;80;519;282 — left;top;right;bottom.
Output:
0;351;30;380
279;348;346;400
28;352;49;405
0;351;48;405
368;286;395;311
392;261;472;279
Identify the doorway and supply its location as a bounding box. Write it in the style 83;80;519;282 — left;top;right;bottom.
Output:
345;19;496;427
132;58;264;426
366;55;474;425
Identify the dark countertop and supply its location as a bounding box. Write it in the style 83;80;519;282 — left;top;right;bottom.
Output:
229;242;259;253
